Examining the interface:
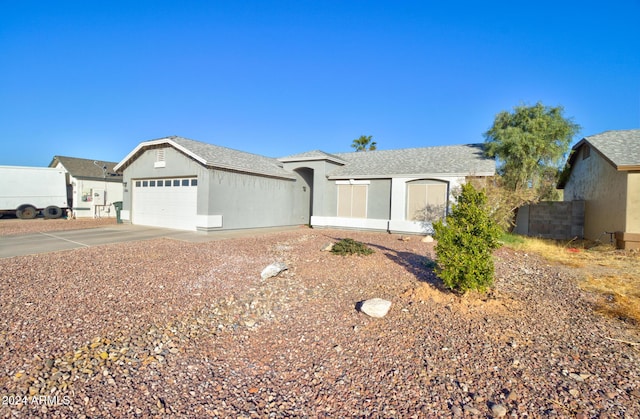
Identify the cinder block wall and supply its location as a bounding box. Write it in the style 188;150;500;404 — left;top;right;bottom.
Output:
514;201;584;240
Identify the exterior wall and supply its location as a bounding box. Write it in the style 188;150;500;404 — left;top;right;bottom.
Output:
281;160;344;220
313;175;463;234
52;161;123;218
203;168;297;231
121;147;300;231
626;172;640;233
513;201;584;240
389;176;464;234
120;147;207;224
311;178;391;232
70;178;123;218
290;168;313;225
563;146;628;240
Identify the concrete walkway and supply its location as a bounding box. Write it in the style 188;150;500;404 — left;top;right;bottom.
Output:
0;224;303;258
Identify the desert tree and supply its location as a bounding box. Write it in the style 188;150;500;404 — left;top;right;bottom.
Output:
483;102;580;199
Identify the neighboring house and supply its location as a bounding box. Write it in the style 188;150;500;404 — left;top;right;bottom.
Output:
558;129;640;249
113;136;495;234
49;156;123;218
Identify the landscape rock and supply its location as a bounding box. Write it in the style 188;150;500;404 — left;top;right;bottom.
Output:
358;298;392;318
490;403;507;417
320;242;334;252
421;235;434;243
260;262;288;280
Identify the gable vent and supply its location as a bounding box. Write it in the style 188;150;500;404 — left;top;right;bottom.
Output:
155;149;166;168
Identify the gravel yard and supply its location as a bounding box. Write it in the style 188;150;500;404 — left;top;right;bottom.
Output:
1;220;639;417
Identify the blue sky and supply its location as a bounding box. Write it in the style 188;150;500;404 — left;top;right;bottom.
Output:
1;0;639;166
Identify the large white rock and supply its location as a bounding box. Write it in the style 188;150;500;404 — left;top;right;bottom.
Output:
359;298;392;318
260;262;288;280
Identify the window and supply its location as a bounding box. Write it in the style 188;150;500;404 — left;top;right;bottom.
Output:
149;180;156;187
182;179;190;186
165;180;172;187
406;180;447;221
173;179;180;186
583;145;591;159
135;181;141;187
337;182;368;218
142;180;149;187
191;179;198;186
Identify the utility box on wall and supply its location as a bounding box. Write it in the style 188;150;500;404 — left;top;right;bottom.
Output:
92;189;106;206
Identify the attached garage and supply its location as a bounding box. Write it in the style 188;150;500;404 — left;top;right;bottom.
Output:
132;177;198;230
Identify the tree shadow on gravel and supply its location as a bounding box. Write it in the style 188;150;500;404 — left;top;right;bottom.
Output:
324;234;448;292
368;243;448;291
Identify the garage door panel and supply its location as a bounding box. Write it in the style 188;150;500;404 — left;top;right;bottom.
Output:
132;178;198;231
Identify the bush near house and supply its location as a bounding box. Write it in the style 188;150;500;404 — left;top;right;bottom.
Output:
433;183;502;293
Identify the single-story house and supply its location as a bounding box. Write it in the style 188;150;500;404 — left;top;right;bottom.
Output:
558;129;640;249
113;136;495;234
49;156;123;218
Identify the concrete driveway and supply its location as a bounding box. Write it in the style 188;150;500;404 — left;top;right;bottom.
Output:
0;224;301;258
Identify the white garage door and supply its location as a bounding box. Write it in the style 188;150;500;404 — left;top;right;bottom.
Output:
132;177;198;231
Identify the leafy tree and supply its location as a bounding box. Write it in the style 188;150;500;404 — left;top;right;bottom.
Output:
433;183;502;293
483;102;580;196
351;135;377;152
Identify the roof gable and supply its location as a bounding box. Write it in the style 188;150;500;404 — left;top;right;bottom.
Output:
115;136;295;180
580;129;640;170
50;156;122;181
558;129;640;189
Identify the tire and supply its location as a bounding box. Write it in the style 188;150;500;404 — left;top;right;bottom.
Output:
16;205;37;219
44;206;63;219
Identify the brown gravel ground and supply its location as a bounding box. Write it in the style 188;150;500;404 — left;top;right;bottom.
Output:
1;220;639;418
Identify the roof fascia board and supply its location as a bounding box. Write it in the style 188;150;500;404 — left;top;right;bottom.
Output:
114;138;203;171
207;164;296;180
279;156;345;165
328;171;495;180
115;138;295;180
617;165;640;171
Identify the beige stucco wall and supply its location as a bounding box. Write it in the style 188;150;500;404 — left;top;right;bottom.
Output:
563;145;628;240
627;172;640;233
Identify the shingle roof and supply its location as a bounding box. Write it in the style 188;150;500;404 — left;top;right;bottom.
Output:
116;137;495;180
581;129;640;168
50;156;122;181
326;144;495;178
115;136;295;179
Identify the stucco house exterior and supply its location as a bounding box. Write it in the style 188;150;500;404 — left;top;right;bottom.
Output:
113;136;495;234
558;129;640;249
49;156;123;218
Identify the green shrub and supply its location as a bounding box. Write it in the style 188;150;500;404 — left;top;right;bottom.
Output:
331;238;374;256
433;183;502;293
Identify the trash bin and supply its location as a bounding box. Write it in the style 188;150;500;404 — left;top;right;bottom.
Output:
113;201;123;224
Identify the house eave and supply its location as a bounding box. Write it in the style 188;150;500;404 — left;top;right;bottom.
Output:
115;137;295;180
279;156;346;165
204;163;296;180
114;138;201;172
327;171;495;180
617;164;640;171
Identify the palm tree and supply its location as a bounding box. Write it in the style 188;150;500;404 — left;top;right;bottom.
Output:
351;135;377;152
